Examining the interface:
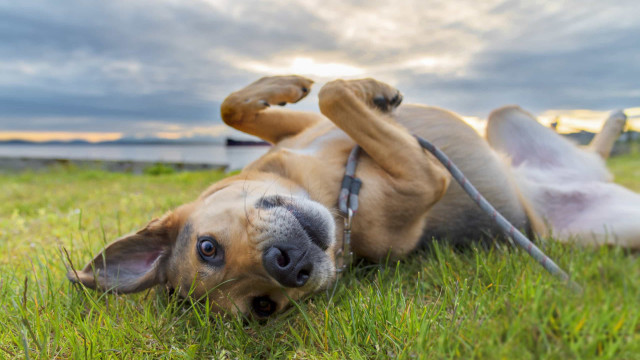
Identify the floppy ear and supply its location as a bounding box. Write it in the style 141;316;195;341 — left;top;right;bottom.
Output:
68;212;182;293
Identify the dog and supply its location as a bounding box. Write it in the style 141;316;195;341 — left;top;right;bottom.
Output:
68;75;640;318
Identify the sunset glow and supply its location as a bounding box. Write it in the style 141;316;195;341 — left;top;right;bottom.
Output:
541;107;640;133
237;57;366;78
0;131;123;143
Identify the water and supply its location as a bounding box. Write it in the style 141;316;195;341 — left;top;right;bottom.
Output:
0;144;271;170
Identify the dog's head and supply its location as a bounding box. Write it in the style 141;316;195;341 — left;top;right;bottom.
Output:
68;172;338;318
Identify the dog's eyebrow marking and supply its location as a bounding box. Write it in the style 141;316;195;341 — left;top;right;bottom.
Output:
242;178;254;229
176;221;193;248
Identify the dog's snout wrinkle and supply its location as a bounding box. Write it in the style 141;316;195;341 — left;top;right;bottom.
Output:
255;195;287;209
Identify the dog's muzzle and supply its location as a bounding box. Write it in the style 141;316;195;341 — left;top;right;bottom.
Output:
255;195;336;288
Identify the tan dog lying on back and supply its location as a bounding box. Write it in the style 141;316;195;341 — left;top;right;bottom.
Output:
69;76;640;318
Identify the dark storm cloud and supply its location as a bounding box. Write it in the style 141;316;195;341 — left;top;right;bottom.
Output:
399;29;640;116
0;86;215;125
397;1;640;116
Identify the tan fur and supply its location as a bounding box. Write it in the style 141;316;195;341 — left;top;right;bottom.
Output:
69;75;633;318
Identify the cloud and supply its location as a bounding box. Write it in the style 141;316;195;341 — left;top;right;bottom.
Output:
0;0;638;137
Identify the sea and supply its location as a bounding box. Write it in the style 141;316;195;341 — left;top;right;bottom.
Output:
0;144;271;170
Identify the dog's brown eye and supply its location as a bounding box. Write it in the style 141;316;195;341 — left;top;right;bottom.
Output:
252;296;277;317
199;240;216;257
196;237;224;266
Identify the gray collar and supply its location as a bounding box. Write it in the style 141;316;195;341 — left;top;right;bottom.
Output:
336;145;362;272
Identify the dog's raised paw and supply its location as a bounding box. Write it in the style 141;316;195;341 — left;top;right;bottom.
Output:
321;78;402;113
248;75;314;109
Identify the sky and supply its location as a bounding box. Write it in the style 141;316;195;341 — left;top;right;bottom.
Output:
1;0;639;141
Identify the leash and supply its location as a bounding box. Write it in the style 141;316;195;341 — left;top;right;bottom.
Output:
337;137;583;293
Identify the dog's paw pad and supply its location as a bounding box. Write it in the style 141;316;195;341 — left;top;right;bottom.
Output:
372;91;403;112
390;92;403;107
373;96;388;111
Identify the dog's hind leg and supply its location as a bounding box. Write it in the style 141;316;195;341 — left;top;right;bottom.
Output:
588;110;627;159
487;106;640;248
486;105;611;183
221;75;325;144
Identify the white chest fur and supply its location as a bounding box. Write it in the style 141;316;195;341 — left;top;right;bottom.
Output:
282;126;351;157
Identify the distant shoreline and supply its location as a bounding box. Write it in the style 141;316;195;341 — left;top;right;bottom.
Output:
0;136;275;146
0;156;227;173
0;143;270;172
0;139;224;146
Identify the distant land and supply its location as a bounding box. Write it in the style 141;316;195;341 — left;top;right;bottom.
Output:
0;136;228;146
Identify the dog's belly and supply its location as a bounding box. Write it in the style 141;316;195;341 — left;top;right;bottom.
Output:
512;166;640;248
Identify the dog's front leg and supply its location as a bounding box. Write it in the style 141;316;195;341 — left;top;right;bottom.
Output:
221;75;325;144
318;78;449;189
318;78;451;260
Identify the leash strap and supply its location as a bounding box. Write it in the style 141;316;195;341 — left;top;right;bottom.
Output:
415;136;582;293
336;138;582;293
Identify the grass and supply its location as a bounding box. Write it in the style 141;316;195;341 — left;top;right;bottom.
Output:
0;152;639;359
607;142;640;192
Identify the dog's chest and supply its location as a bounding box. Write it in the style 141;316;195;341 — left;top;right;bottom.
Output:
250;124;358;208
281;125;352;158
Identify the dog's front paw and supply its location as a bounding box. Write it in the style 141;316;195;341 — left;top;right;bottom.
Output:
246;75;314;110
320;78;402;113
222;75;314;124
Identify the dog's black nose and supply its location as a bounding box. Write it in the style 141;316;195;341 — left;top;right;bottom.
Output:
263;244;313;288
